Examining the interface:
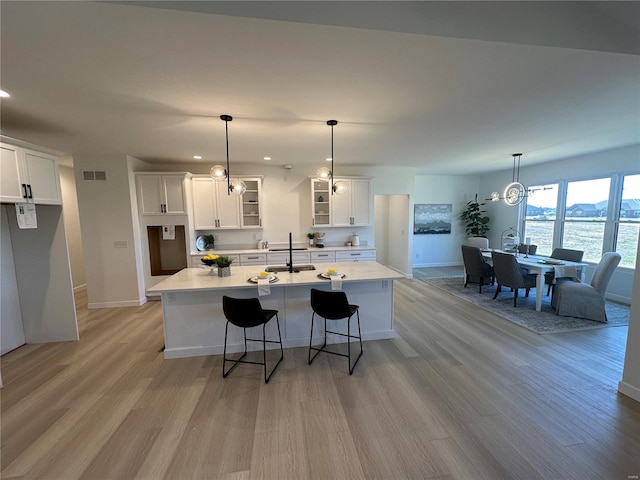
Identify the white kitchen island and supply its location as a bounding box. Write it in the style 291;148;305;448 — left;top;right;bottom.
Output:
147;262;404;359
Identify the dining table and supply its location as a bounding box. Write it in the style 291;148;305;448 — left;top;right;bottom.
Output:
481;250;588;312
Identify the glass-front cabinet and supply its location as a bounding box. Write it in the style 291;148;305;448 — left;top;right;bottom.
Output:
241;178;262;228
311;179;331;226
310;177;371;227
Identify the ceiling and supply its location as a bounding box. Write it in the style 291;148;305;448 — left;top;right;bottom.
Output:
1;1;639;175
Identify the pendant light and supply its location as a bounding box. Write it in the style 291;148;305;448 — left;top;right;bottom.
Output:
488;153;527;206
210;114;246;195
315;119;347;195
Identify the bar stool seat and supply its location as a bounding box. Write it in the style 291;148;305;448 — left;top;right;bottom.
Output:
308;288;363;375
222;296;284;383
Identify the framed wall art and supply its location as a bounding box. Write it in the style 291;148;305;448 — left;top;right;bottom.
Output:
413;204;452;234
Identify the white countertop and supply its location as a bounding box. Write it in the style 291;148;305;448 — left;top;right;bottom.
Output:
147;261;402;294
191;245;376;256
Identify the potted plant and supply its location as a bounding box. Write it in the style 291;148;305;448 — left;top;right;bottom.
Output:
307;232;315;246
203;234;215;250
214;255;235;277
460;194;490;238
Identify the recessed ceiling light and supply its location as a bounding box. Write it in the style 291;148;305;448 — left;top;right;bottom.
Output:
263;156;271;161
0;90;10;97
193;155;202;160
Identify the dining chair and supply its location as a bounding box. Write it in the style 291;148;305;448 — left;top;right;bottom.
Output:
309;288;363;375
491;251;538;307
466;237;489;249
517;244;538;255
544;248;584;295
551;252;621;322
222;296;284;383
461;245;495;293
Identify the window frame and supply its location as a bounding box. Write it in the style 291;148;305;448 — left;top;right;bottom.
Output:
521;172;639;270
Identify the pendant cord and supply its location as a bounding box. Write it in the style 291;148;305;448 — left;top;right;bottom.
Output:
327;119;338;194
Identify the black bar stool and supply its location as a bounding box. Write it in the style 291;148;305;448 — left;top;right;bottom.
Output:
308;288;363;375
222;296;284;383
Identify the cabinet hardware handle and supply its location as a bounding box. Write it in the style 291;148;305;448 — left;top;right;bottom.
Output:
247;256;259;259
27;184;33;199
318;254;328;257
21;183;28;198
352;253;361;256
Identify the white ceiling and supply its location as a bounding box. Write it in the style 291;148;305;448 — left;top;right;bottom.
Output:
1;1;639;174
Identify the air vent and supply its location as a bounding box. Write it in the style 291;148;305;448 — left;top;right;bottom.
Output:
82;170;107;181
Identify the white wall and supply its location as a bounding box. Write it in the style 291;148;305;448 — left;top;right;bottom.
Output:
7;204;78;343
619;240;640;402
59;163;86;290
412;175;480;267
73;154;146;308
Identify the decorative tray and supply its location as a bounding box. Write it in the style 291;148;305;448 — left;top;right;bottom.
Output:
247;275;279;284
538;259;565;265
318;272;346;279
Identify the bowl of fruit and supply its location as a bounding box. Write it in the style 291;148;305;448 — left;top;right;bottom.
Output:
201;253;219;266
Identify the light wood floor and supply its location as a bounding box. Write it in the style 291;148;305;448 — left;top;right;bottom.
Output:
1;275;639;479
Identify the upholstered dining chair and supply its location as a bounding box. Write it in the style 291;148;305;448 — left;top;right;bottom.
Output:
466;237;489;250
222;296;284;383
544;248;584;295
461;245;495;293
551;252;621;322
491;251;538;307
517;244;538;255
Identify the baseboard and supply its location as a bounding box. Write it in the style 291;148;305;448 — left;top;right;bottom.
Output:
413;262;463;268
618;381;640;403
88;297;148;309
163;331;397;359
606;293;631;306
385;265;413;278
73;284;87;293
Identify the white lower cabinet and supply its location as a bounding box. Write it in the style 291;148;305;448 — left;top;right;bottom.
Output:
267;252;311;265
239;253;267;266
336;250;376;262
311;251;336;263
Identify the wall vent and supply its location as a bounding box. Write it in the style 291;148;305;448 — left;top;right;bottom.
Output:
83;170;107;181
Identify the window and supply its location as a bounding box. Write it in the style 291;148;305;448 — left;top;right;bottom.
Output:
617;174;640;268
523;184;558;256
563;178;610;263
522;173;638;269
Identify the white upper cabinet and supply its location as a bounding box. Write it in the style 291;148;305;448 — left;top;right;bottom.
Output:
311;179;332;227
1;143;62;205
192;175;256;230
311;177;370;227
136;173;188;215
240;178;262;228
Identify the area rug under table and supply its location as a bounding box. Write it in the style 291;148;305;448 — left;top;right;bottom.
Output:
420;276;630;334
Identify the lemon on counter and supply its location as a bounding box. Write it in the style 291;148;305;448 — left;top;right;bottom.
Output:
259;271;269;277
327;268;337;274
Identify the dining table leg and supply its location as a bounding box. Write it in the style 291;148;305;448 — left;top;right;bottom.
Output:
534;268;544;312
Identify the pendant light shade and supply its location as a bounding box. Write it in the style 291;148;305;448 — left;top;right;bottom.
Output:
210;164;227;180
231;180;247;195
316;166;332;181
211;114;244;195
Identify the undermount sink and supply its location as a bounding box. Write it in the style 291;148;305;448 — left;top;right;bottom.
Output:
265;264;316;272
268;248;308;251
